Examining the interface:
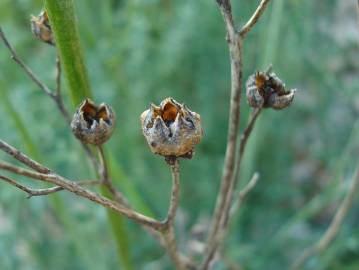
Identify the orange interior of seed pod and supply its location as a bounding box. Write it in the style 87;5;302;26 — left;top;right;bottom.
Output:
162;102;178;122
82;100;97;118
254;72;267;90
97;106;109;121
42;11;49;22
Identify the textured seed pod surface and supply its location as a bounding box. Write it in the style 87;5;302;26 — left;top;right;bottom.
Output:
71;99;115;145
30;10;55;45
141;98;203;158
246;68;295;110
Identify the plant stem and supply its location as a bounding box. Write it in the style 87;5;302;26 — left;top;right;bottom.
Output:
161;159;185;270
45;0;93;106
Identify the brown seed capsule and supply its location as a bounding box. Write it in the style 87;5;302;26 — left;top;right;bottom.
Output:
30;10;55;46
140;98;203;159
71;99;116;145
246;67;296;110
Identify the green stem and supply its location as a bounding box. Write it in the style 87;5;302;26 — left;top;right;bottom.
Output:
45;0;92;106
44;1;134;269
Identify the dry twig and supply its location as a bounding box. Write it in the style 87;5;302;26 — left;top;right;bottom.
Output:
0;140;163;227
0;140;188;267
54;55;71;122
202;0;269;266
0;173;99;198
0;140;51;174
239;0;272;38
0;27;70;122
291;168;359;270
230;172;260;216
202;173;260;269
97;146;129;206
202;107;263;268
203;1;243;267
161;159;185;269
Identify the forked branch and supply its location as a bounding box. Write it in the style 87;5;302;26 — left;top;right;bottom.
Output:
0;174;99;198
0;139;162;229
202;0;270;267
0;27;70;122
239;0;272;37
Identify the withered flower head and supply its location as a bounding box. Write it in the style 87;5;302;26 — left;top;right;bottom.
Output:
140;98;203;159
246;67;296;110
71;99;115;145
30;10;55;46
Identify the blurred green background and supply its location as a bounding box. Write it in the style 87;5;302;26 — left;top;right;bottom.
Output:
1;0;359;269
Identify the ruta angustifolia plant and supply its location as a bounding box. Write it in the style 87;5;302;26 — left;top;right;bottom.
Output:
3;0;357;269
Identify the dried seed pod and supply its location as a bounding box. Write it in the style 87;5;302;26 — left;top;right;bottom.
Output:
71;99;116;145
246;67;296;110
140;98;203;159
30;10;55;46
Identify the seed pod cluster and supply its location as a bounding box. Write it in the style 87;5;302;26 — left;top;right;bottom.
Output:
71;99;116;145
141;98;203;158
246;68;296;110
30;10;55;46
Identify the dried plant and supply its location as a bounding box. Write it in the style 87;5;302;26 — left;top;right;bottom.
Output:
0;0;357;269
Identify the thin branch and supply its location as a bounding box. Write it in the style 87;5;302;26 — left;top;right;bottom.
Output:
0;157;162;247
291;167;359;270
0;139;51;174
0;141;163;229
0;174;62;198
82;144;101;170
222;106;263;225
222;107;262;229
202;173;260;270
162;159;181;228
97;146;129;206
230;172;259;216
0;27;71;123
0;27;54;97
0;161;49;179
216;0;236;40
161;159;185;270
55;55;62;97
54;55;71;123
202;107;262;269
237;107;263;168
0;141;189;234
239;0;272;38
42;174;164;229
0;174;99;198
203;0;243;267
162;227;186;270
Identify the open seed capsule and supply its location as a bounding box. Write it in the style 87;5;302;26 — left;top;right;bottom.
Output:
71;99;115;145
246;67;296;110
30;10;55;45
140;98;203;158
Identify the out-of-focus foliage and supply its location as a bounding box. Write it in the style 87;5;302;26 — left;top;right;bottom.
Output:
0;0;359;269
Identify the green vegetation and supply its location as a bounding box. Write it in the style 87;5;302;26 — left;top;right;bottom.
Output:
0;0;358;269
